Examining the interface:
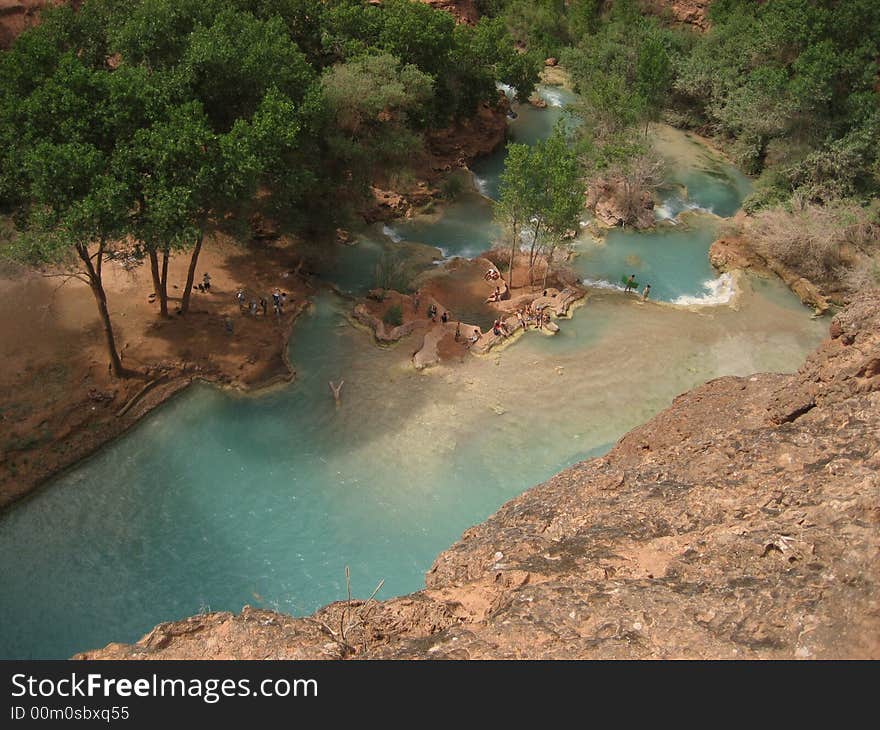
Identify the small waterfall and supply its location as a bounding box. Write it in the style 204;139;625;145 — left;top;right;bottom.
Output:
539;87;566;108
496;82;516;100
381;224;403;242
672;273;735;307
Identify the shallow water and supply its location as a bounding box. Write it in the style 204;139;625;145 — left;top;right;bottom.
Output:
573;219;723;303
391;85;576;253
652;125;753;219
0;84;826;659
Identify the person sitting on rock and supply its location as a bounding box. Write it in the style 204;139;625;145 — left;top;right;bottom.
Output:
441;311;449;324
486;287;501;303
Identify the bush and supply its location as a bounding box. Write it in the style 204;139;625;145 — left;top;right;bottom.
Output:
440;173;466;200
382;303;403;327
743;201;879;293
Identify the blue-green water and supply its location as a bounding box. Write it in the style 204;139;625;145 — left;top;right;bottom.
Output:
0;294;613;658
391;85;576;255
0;84;825;659
573;223;725;303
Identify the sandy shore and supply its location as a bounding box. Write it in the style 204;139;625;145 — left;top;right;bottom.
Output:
0;233;311;510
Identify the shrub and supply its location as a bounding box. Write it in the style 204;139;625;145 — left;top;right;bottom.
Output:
440;173;466;200
744;201;879;293
383;303;403;327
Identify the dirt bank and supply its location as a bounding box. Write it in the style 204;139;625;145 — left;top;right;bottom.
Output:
0;233;310;510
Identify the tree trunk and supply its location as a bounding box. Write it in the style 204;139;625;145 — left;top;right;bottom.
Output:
180;230;203;315
542;243;555;291
147;248;168;317
77;242;128;378
507;218;518;292
154;245;170;316
528;221;542;287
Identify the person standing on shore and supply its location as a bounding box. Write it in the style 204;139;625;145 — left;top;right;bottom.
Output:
624;274;636;293
203;272;212;291
642;284;652;301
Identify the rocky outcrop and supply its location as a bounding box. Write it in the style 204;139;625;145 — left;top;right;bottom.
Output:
587;180;656;230
0;0;75;48
640;0;711;30
424;95;509;171
363;96;508;222
76;292;880;660
710;237;832;314
352;302;418;343
418;0;479;24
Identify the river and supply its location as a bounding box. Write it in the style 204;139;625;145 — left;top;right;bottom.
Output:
0;85;827;658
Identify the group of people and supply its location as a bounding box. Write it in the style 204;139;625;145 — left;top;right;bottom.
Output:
236;287;288;317
623;274;651;301
488;302;554;341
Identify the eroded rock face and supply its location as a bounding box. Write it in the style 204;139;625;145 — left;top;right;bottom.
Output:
419;0;479;25
0;0;72;48
641;0;711;30
76;291;880;660
710;237;833;313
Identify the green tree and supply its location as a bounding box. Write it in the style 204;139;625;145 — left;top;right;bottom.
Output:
497;126;582;287
319;53;433;200
6;143;131;376
635;30;672;136
495;142;537;290
533;126;582;287
116;102;221;317
181;8;314;131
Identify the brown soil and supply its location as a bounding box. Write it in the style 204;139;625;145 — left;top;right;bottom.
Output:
0;233;310;510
